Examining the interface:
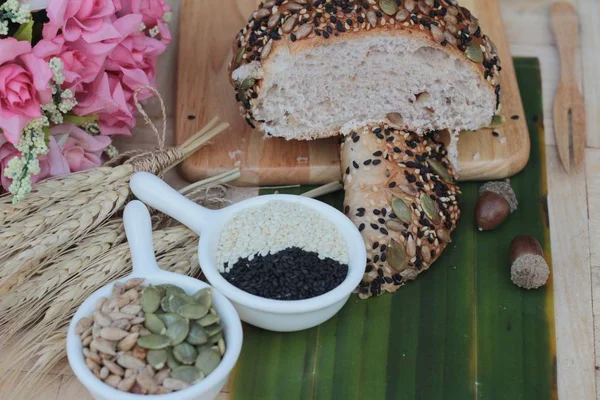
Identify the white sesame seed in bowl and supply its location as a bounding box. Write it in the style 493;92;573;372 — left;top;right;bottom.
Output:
131;172;367;332
216;200;349;272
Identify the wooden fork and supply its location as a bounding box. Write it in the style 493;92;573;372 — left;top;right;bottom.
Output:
550;2;586;174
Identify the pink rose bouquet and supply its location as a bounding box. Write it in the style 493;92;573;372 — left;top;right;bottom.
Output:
0;0;171;203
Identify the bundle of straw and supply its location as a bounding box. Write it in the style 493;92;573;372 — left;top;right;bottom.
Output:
0;169;240;350
0;89;229;295
0;182;343;399
1;231;201;399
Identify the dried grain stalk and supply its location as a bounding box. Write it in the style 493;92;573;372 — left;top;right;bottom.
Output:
0;167;132;225
0;180;329;397
0;234;200;399
0;118;229;294
0;169;239;347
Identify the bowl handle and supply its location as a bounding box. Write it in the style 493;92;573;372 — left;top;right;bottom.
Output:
124;200;161;276
130;172;214;235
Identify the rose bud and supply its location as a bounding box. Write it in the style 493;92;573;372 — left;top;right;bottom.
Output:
475;179;518;231
509;235;550;289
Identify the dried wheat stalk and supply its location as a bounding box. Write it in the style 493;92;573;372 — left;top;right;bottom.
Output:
0;219;125;338
1;233;200;399
1;181;332;397
0;119;229;295
0;183;130;294
0;169;239;347
0;167;132;226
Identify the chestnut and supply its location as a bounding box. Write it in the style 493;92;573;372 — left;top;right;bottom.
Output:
475;180;518;231
509;235;550;289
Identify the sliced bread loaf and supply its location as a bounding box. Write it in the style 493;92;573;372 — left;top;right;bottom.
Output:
230;0;500;140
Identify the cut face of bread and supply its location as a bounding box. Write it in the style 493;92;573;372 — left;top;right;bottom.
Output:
340;123;461;298
254;33;496;139
230;0;501;140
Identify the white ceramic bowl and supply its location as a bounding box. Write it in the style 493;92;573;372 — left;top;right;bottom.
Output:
66;201;243;400
130;172;366;332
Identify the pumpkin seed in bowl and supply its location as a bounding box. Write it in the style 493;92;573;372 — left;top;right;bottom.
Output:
75;278;227;395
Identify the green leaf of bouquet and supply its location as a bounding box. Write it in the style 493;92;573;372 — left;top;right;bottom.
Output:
63;114;100;125
14;20;34;42
43;126;51;146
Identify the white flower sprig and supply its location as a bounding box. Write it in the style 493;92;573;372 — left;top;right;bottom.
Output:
5;57;83;203
4;116;50;204
48;58;65;86
149;26;160;38
104;144;119;159
0;0;31;35
137;11;171;39
42;58;77;125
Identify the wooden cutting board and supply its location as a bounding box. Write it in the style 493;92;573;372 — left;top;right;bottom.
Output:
176;0;529;185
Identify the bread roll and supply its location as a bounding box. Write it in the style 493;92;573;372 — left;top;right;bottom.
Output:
230;0;500;140
340;123;460;298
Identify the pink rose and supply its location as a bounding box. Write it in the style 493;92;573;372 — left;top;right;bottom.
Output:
51;123;110;171
119;0;171;43
43;0;122;43
103;14;165;101
33;35;112;93
0;39;53;144
75;71;136;136
0;135;69;191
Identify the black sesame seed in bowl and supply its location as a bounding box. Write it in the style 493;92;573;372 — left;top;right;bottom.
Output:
201;197;366;333
221;247;349;301
129;174;366;333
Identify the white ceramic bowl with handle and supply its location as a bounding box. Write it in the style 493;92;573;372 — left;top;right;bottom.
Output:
66;201;243;400
130;172;366;332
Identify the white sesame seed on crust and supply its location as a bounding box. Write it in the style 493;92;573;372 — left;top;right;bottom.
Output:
230;0;501;131
341;124;461;298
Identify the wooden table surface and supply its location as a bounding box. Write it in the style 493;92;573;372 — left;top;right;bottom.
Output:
1;0;599;399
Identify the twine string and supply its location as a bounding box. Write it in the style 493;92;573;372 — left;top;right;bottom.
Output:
105;85;180;173
132;85;167;150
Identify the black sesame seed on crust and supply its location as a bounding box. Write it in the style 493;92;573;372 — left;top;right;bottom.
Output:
233;0;500;122
342;124;461;299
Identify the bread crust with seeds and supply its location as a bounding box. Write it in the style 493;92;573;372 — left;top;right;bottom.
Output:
230;0;501;139
340;124;460;298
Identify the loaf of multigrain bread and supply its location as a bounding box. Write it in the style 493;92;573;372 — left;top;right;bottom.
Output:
229;0;500;141
340;122;460;298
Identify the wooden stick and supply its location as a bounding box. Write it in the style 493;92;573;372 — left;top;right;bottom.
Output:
301;181;343;199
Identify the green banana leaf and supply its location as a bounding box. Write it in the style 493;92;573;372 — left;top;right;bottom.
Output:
230;58;556;400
